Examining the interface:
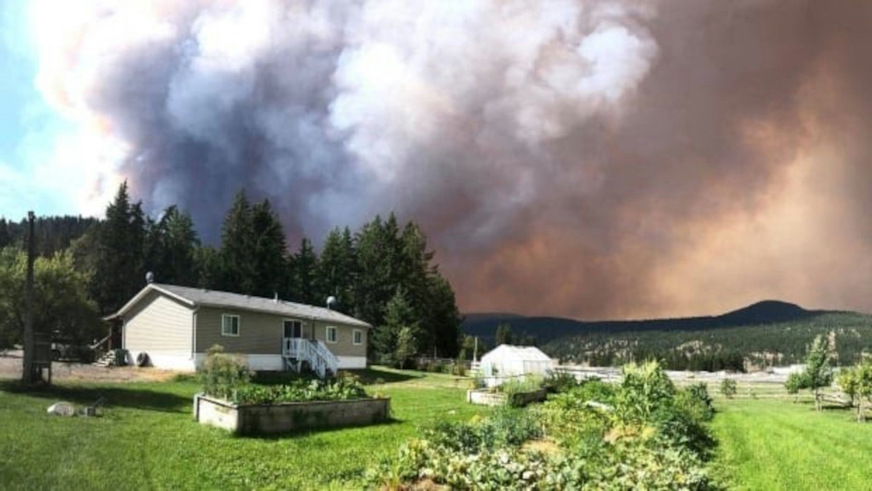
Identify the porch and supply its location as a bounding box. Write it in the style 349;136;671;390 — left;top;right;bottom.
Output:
282;337;339;379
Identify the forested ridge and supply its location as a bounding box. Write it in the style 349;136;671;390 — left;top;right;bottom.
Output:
0;183;461;363
464;301;872;370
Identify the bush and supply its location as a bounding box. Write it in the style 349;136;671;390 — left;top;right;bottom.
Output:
369;360;716;489
719;378;737;399
496;376;543;394
616;361;676;424
535;393;612;447
232;377;369;405
199;345;251;400
680;382;715;422
543;370;581;393
422;407;541;453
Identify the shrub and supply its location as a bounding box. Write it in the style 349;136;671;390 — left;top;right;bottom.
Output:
680;382;715;422
231;378;368;405
496;376;543;394
543;370;581;393
422;407;541;453
369;360;716;489
719;378;737;399
616;361;676;424
786;371;808;403
199;345;252;400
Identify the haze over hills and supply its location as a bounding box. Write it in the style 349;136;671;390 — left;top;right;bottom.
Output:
462;300;823;346
462;300;872;369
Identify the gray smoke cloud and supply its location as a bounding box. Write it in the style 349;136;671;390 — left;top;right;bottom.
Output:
34;0;872;318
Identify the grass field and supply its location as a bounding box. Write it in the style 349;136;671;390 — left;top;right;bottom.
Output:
0;367;487;490
711;398;872;490
6;366;872;490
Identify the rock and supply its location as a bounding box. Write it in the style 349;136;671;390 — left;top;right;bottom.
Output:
47;402;76;416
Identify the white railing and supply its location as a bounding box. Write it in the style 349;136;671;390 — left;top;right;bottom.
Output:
315;340;339;376
282;338;337;379
283;337;307;359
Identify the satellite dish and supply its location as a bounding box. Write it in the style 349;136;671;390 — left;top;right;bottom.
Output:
145;271;155;284
326;296;337;309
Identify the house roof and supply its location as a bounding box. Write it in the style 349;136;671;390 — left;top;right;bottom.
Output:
107;283;372;328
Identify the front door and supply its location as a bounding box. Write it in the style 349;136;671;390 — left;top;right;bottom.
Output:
283;320;302;339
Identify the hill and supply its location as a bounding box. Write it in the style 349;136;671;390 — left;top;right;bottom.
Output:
463;300;819;345
462;301;872;369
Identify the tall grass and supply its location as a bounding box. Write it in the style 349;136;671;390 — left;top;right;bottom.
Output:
711;398;872;490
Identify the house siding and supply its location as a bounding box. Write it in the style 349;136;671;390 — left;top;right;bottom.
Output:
123;290;193;355
196;307;284;355
196;306;367;359
311;319;367;359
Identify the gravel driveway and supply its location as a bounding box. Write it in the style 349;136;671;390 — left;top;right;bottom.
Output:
0;350;180;383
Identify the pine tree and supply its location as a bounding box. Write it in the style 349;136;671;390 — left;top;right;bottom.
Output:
354;215;402;327
495;323;514;346
425;273;462;357
194;245;222;289
91;182;146;314
373;288;420;365
316;227;357;313
162;207;199;286
0;219;11;248
290;238;319;305
250;200;288;298
219;191;256;294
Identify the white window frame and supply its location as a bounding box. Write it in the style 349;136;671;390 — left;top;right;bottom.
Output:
221;314;240;337
353;329;363;346
326;325;338;344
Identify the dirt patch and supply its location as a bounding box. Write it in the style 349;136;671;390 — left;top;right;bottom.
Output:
0;352;181;383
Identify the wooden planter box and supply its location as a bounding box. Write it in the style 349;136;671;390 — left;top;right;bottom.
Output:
466;388;547;407
194;394;391;435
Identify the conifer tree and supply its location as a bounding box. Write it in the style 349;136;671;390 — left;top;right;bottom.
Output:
91;182;146;314
0;219;11;248
290;238;319;305
219;191;256;294
250;199;287;298
316;227;357;313
372;288;420;365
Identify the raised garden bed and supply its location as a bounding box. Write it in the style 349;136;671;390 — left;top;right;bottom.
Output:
194;394;391;435
466;388;547;407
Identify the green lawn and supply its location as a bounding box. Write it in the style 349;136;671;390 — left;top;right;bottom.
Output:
711;398;872;490
0;367;487;490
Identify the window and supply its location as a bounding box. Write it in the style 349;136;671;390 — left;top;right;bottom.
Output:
221;314;240;337
326;326;337;344
353;329;363;345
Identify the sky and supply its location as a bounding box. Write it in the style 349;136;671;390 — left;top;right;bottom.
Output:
2;0;872;320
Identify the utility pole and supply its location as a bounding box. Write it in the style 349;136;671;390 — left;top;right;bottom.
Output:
21;211;35;385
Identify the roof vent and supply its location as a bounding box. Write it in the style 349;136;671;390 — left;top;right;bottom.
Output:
273;292;278;303
326;296;337;309
145;271;154;284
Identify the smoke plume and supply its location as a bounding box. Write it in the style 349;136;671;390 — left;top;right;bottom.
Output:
29;0;872;318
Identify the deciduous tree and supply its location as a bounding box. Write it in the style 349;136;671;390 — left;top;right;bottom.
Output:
805;335;834;412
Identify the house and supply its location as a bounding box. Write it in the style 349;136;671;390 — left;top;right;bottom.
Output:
105;283;370;376
479;345;555;387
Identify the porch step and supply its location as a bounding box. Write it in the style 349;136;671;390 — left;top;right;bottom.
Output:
93;350;123;367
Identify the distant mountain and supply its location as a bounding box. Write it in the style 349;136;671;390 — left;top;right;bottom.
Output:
716;300;810;325
462;300;872;368
463;300;817;346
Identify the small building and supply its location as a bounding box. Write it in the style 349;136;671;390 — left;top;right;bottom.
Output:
105;283;370;375
479;345;555;386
